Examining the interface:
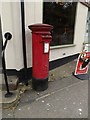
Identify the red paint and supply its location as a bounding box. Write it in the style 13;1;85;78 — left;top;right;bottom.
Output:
28;24;53;79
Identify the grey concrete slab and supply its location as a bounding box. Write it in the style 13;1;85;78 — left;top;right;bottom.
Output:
49;59;77;79
17;75;81;109
17;76;81;108
2;108;15;118
0;74;2;90
0;103;2;120
14;80;88;118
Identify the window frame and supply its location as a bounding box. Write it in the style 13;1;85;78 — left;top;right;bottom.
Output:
42;2;78;49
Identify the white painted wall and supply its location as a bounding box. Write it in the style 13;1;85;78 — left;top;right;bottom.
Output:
1;2;24;70
24;2;42;68
88;11;90;43
1;2;88;70
0;2;2;17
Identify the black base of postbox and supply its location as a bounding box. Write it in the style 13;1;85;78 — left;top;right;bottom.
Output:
32;76;48;91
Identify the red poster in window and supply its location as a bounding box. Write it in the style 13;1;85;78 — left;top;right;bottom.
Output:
75;51;90;75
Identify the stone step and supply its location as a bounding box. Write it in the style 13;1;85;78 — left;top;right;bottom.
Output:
0;90;20;109
0;74;19;91
0;69;2;74
0;65;2;74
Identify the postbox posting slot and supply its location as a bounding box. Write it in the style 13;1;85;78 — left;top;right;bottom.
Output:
40;35;52;43
42;36;52;39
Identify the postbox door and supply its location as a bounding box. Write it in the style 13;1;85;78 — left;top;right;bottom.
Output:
32;34;51;79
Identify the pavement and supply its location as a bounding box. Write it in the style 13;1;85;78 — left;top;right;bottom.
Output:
2;59;89;119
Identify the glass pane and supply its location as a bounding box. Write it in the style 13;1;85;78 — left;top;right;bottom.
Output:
43;2;77;46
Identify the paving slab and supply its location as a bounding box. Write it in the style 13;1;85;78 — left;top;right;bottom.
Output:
0;74;2;90
18;75;81;107
49;59;77;79
2;108;14;119
0;103;2;120
14;80;88;118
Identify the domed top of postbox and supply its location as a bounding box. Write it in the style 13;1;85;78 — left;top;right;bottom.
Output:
28;23;53;32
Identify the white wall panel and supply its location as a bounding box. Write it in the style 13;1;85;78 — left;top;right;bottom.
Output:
1;2;24;70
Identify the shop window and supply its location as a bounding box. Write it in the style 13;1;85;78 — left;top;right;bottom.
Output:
43;2;77;46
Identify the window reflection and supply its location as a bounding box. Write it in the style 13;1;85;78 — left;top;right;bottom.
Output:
43;2;77;46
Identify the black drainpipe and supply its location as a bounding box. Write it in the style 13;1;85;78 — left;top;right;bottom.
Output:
21;0;28;85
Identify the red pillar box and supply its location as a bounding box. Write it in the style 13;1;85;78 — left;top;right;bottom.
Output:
28;24;53;91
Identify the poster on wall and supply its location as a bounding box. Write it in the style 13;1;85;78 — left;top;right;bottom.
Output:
74;50;90;75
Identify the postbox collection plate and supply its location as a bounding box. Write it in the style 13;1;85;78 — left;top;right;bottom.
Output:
44;43;49;53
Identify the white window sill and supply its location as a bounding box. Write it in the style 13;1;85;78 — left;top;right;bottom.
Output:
50;44;76;50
